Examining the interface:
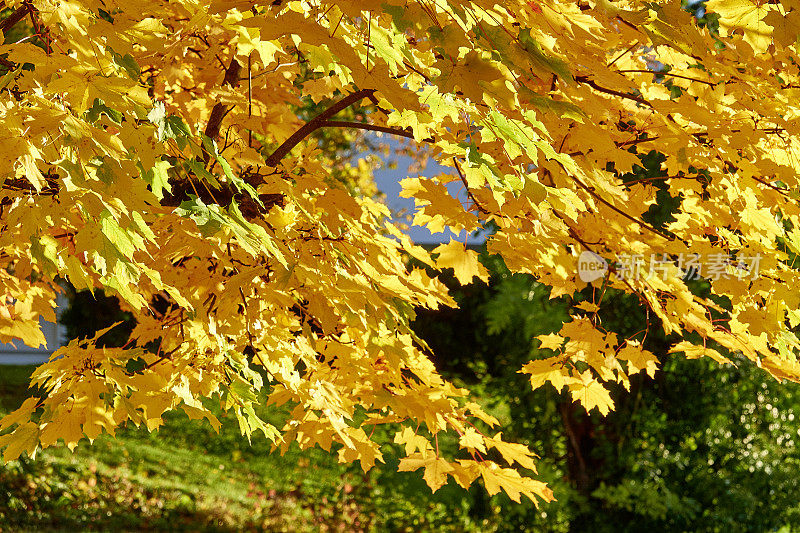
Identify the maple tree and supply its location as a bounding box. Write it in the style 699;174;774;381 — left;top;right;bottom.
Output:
1;0;800;506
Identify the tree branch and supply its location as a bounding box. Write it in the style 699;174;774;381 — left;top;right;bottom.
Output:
574;75;653;108
203;57;242;157
571;176;673;240
616;69;716;86
322;120;415;139
0;2;32;34
453;158;490;215
567;127;786;157
264;89;375;167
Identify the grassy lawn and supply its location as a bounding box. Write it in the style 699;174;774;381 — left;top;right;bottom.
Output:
0;366;499;532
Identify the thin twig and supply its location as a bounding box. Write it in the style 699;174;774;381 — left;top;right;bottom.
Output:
453;158;490;215
617;69;716;86
607;41;639;67
322;120;417;139
575;75;652;107
248;53;253;148
571;176;673;240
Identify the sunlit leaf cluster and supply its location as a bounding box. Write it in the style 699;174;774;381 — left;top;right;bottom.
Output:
1;0;799;504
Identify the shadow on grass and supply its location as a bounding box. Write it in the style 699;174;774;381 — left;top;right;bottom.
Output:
0;448;372;532
0;365;38;412
0;366;375;532
0;366;484;532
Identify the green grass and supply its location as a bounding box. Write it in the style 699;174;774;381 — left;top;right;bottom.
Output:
0;366;493;532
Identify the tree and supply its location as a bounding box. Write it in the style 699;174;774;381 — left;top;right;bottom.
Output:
1;0;799;507
414;251;800;531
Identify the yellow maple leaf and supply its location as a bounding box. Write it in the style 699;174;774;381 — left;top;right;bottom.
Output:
458;427;487;454
706;0;776;53
536;333;565;351
0;422;40;461
617;344;660;378
398;453;454;492
449;459;482;489
433;240;489;285
485;432;538;472
568;374;614;416
39;406;86;450
0;397;39;432
520;357;576;391
394;427;433;458
479;463;554;504
669;341;731;365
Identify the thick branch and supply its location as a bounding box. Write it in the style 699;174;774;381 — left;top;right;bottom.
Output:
1;175;59;196
0;2;31;34
264;89;375;167
203;58;242;144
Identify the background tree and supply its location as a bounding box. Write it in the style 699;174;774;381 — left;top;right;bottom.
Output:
414;251;800;531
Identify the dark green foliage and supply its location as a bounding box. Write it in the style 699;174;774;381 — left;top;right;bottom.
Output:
59;289;134;348
409;246;800;532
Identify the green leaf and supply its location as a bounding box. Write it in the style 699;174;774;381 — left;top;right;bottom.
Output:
86;98;124;124
114;52;141;80
201;136;261;205
148;102;191;141
100;211;137;260
519;87;586;123
518;29;573;83
175;196;224;235
163;115;191;139
142;159;172;200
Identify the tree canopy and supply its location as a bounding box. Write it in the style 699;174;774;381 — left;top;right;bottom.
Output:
1;0;799;506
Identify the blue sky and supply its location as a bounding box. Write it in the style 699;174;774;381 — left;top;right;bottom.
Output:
368;137;486;246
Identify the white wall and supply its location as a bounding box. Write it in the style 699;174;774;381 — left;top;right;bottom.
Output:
0;294;68;365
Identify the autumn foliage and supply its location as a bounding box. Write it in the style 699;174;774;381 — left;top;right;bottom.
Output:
0;0;798;505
